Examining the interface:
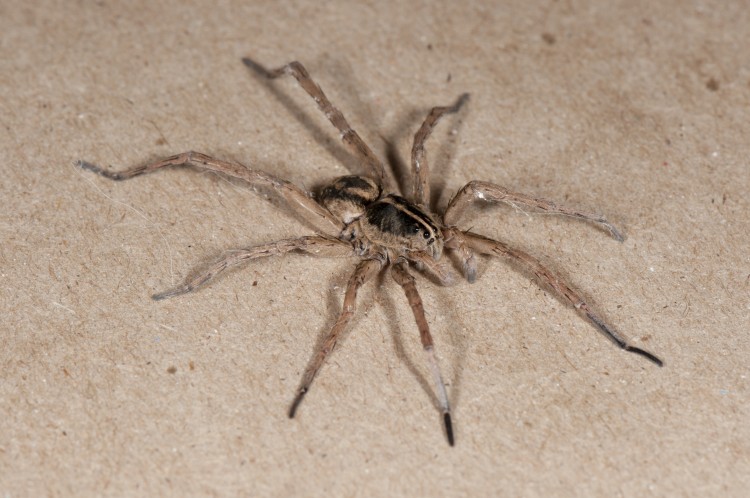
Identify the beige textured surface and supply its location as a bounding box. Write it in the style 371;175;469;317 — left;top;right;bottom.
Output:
2;1;749;496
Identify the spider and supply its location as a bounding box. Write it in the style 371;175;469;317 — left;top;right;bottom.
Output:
78;57;663;446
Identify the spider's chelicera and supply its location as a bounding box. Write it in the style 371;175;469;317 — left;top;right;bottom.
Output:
79;58;663;446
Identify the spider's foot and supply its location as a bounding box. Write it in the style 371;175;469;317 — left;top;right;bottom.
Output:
152;286;190;301
241;57;272;78
76;160;124;180
584;309;662;366
625;345;664;367
602;221;625;242
288;388;308;418
462;258;477;284
444;412;455;446
451;93;471;112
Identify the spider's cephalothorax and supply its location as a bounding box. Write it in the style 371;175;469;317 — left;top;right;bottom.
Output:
78;57;663;447
321;175;444;261
359;194;443;259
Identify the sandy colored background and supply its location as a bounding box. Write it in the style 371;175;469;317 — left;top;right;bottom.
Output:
2;0;748;496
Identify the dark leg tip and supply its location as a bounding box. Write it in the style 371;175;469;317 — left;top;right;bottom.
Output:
454;93;471;110
609;225;625;243
626;346;664;367
77;159;101;174
288;388;307;418
76;159;123;180
585;311;663;367
151;288;184;301
444;412;455;447
241;57;271;78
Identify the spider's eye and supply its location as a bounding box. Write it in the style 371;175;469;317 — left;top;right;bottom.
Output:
422;231;431;240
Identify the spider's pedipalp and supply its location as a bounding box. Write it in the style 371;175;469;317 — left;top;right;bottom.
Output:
391;261;453;445
460;230;662;366
289;258;383;418
443;227;478;283
444;180;624;241
243;57;387;186
408;250;455;286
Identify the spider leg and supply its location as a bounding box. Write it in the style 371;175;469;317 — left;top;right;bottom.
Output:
289;258;383;418
77;152;343;236
411;93;470;208
391;261;454;446
152;235;354;300
443;180;624;241
459;230;663;366
242;57;386;187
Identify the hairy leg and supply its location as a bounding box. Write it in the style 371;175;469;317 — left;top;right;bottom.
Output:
391;261;454;446
444;180;624;241
460;230;662;366
411;93;470;207
243;58;386;186
289;258;383;417
77;152;343;235
152;235;355;300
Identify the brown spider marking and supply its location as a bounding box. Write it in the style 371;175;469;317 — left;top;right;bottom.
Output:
78;57;663;447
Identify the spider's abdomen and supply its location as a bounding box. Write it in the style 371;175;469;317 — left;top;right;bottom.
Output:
361;195;443;258
319;175;381;224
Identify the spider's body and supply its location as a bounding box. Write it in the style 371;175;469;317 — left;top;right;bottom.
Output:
79;58;662;446
319;175;381;224
354;193;444;259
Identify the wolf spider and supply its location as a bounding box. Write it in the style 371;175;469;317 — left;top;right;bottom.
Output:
78;57;663;446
